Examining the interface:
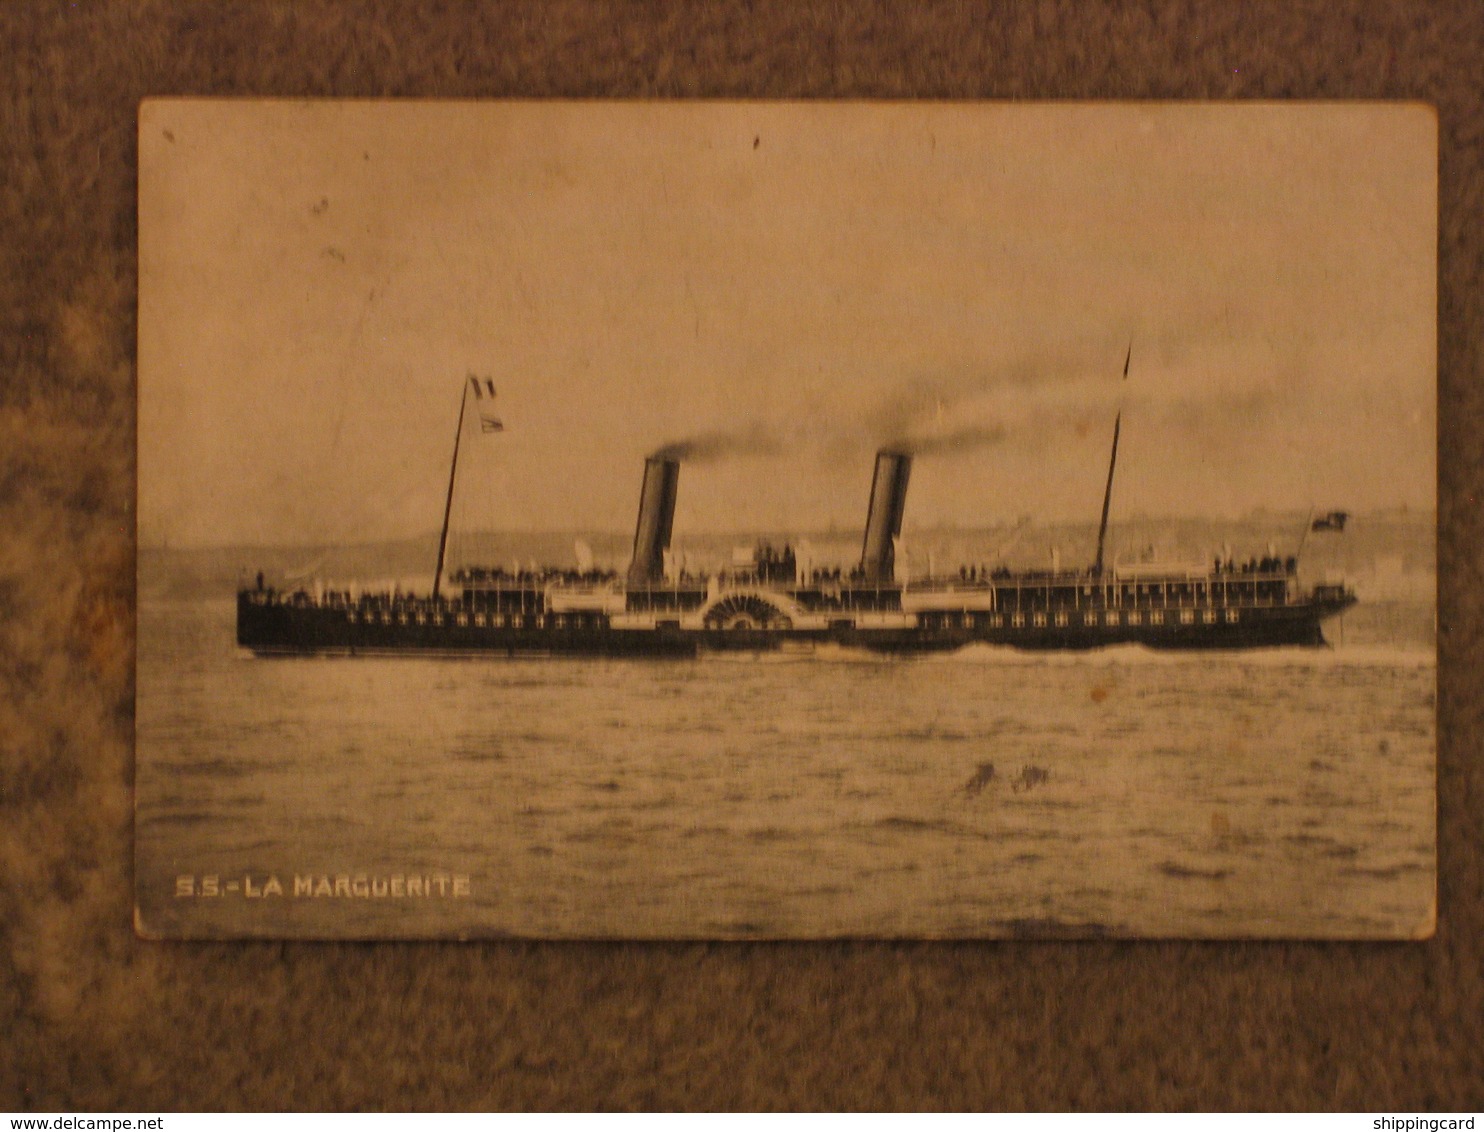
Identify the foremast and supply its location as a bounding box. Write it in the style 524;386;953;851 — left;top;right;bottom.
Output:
1093;344;1131;577
431;380;471;601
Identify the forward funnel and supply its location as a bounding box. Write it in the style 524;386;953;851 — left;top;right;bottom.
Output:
860;450;912;583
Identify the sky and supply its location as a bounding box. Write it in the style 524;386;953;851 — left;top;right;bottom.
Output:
138;101;1436;550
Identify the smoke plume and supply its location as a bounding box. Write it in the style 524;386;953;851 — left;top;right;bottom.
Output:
890;422;1010;456
650;422;784;464
870;378;1016;458
643;340;1290;469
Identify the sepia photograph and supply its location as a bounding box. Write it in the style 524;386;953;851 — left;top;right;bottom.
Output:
136;100;1435;939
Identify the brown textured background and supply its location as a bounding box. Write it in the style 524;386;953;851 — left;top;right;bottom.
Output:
2;0;1479;1111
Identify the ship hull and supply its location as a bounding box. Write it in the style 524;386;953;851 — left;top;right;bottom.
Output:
238;591;1351;657
237;596;699;658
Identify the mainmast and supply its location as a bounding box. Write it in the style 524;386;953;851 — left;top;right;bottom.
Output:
431;379;472;600
1093;344;1131;577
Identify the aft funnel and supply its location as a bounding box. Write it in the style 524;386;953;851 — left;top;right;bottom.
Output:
628;457;680;586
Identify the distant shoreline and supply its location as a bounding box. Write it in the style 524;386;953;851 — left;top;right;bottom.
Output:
138;507;1437;557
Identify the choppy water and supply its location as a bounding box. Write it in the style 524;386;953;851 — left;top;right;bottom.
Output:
135;598;1435;939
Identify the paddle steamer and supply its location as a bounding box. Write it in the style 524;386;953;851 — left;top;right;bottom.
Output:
238;376;1356;657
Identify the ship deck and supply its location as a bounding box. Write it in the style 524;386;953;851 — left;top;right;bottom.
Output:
237;567;1355;656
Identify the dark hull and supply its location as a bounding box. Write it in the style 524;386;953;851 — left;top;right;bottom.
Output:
238;592;1352;657
237;597;698;658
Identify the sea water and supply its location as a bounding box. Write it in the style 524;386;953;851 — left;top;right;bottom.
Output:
135;597;1435;939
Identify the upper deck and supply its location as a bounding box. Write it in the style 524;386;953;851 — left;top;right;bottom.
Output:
242;549;1313;628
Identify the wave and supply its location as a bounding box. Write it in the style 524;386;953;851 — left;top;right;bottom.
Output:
1223;644;1435;668
698;643;895;664
927;641;1435;668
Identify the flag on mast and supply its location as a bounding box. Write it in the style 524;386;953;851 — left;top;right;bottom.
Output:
1311;510;1349;532
467;374;503;432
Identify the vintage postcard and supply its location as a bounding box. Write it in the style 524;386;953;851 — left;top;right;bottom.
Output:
136;101;1436;939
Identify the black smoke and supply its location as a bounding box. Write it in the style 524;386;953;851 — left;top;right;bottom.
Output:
650;422;784;464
